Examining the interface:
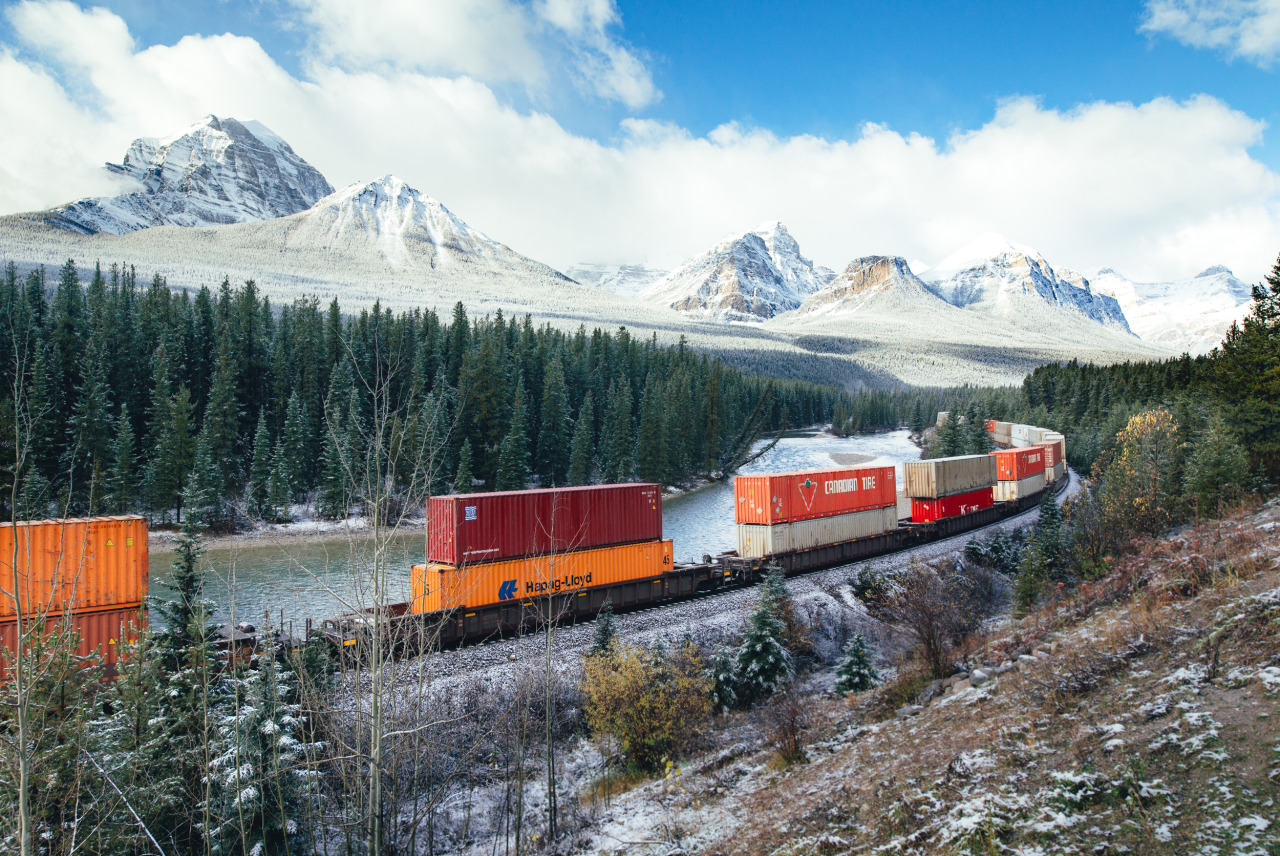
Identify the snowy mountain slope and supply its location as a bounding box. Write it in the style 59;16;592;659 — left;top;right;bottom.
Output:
643;221;835;320
918;233;1132;333
1085;265;1254;355
794;255;955;319
564;262;668;296
49;115;333;234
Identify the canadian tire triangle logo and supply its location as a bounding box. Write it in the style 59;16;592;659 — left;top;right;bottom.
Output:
797;478;818;511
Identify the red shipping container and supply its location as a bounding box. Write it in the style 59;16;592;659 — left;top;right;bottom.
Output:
427;484;662;566
910;487;994;523
1;605;145;681
734;466;896;524
1035;440;1065;467
990;447;1046;480
984;419;996;431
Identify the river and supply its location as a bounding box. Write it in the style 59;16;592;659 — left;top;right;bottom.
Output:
148;429;923;631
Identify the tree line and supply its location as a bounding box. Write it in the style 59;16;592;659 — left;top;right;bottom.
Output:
0;260;848;526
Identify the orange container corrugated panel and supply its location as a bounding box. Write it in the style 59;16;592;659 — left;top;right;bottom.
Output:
1034;440;1065;467
990;448;1046;481
0;517;148;618
411;540;674;613
0;604;145;681
733;466;897;524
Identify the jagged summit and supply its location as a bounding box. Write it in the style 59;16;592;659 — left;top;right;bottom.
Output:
643;221;834;321
919;233;1131;332
1088;265;1253;355
50;115;333;234
794;255;956;319
1196;265;1233;278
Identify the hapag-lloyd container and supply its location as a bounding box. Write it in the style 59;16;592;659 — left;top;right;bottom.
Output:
427;484;662;566
733;466;896;525
903;455;997;499
1;605;145;680
735;505;897;558
995;472;1046;501
910;487;995;523
0;517;148;619
991;447;1046;481
412;539;674;613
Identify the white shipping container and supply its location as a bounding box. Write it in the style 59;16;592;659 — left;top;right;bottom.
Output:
936;411;950;429
1050;461;1066;481
736;505;898;558
1042;431;1064;442
994;472;1047;502
904;455;997;499
1010;424;1034;447
1027;427;1047;444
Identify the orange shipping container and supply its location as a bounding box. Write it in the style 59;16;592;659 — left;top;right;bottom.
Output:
411;540;674;613
990;447;1046;481
733;466;896;524
0;517;148;619
1;605;145;681
1034;439;1065;467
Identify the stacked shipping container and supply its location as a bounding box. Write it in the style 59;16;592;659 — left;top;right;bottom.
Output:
0;517;149;679
413;485;668;613
990;448;1046;501
902;455;997;522
733;466;898;558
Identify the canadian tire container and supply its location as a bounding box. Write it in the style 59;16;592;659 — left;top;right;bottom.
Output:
733;466;896;525
903;455;997;499
994;472;1046;502
991;447;1046;481
1;605;145;681
0;517;148;619
427;484;662;566
910;487;995;523
412;539;674;613
735;506;897;559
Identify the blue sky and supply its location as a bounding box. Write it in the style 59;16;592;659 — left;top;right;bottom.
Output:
0;0;1278;279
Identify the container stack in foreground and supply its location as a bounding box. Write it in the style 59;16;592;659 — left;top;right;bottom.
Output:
0;516;149;679
734;466;897;559
414;484;668;614
902;455;997;523
991;447;1046;501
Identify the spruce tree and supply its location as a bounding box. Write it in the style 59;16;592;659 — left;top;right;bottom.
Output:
568;391;595;486
934;413;963;457
590;600;617;656
734;571;793;706
454;439;475;494
248;414;272;519
834;631;880;694
185;432;225;530
202;335;242;497
105;401;136;513
601;375;635;483
962;403;990;455
280;391;310;498
636;370;666;484
709;645;739;713
1183;415;1250;512
267;446;291;523
317;414;350;520
495;378;530;491
535;359;571;486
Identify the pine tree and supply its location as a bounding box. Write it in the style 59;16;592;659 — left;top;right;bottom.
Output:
267;446;291;523
601;376;635;483
834;631;879;694
280;391;311;499
202;335;242;497
909;398;926;434
105;402;136;513
934;414;963;458
185;432;225;530
1183;415;1250;512
709;645;739;713
454;439;475;494
535;359;571;486
495;377;531;491
66;340;114;506
591;600;617;655
734;571;793;706
636;370;666;484
248;414;272;519
568;391;595;486
962;402;990;455
317;413;350;520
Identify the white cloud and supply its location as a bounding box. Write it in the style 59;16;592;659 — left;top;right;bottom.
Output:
0;0;1277;286
1141;0;1280;67
288;0;657;107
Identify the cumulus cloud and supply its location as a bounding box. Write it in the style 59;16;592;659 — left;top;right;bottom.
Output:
0;0;1277;285
289;0;657;107
1141;0;1280;66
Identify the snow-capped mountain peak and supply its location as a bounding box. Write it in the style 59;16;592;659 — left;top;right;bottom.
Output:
919;233;1131;333
1088;265;1253;354
51;115;333;234
643;221;834;321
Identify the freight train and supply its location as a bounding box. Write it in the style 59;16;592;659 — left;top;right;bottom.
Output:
321;421;1070;653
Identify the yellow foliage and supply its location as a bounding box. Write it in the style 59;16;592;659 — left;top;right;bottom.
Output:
581;642;711;773
1100;407;1181;537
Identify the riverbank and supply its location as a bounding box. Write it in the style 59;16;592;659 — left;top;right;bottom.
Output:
148;515;426;556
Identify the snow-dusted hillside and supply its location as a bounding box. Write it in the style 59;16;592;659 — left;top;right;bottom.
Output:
49;116;333;234
795;255;952;319
643;221;835;320
918;233;1131;334
1086;266;1253;355
564;262;668;296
